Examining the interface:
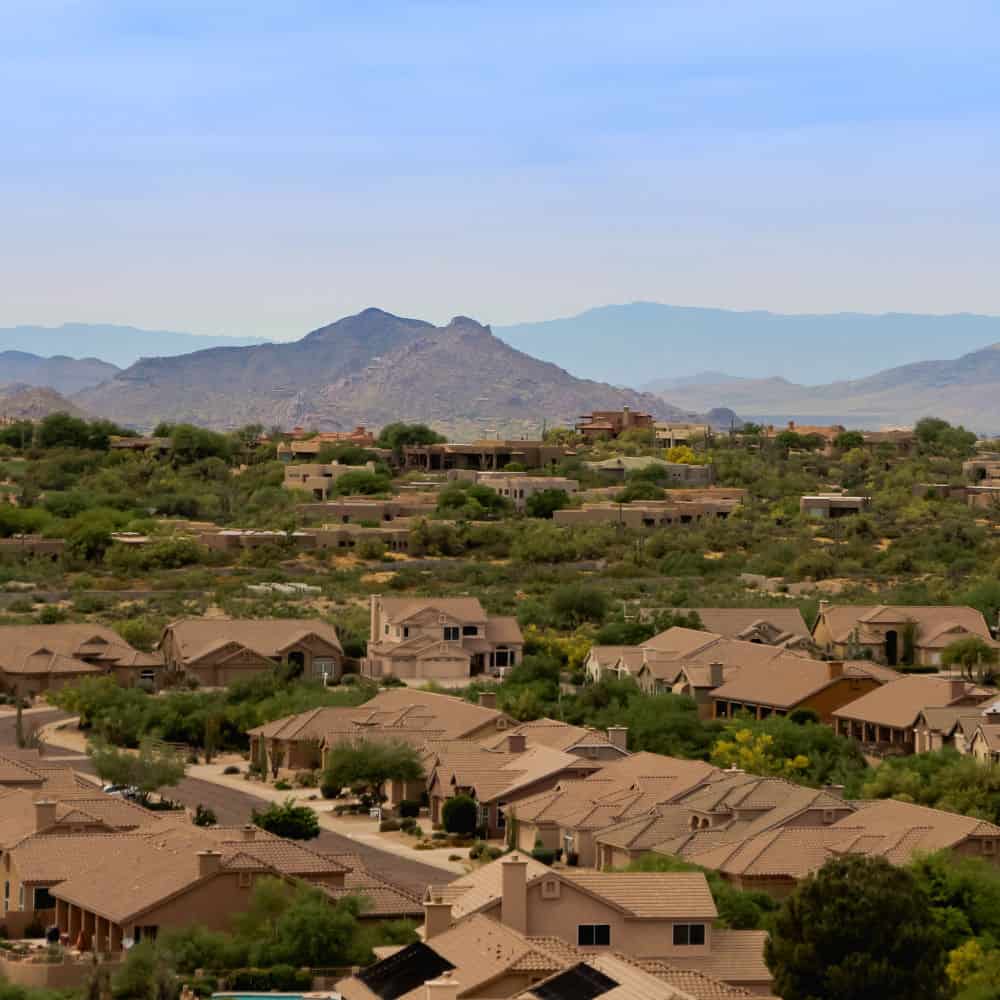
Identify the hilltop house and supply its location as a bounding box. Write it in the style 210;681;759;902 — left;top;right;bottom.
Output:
574;407;655;442
401;441;572;473
447;470;579;511
157;618;344;687
364;596;523;682
812;603;997;666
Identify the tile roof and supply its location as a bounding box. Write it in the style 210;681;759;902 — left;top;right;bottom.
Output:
377;596;488;623
668;930;772;986
817;605;993;645
427;850;552;919
0;624;162;676
561;872;717;919
480;719;619;754
364;688;511;739
832;675;993;729
636;960;757;1000
162;617;342;662
689;609;810;640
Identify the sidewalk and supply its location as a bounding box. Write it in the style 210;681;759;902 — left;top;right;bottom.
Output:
188;761;468;875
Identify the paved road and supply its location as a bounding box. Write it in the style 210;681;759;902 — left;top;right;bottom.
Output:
0;710;454;899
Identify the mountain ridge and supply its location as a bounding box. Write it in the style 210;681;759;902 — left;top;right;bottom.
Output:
0;351;119;395
75;309;696;436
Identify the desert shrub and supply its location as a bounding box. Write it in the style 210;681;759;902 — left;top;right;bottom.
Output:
442;794;478;836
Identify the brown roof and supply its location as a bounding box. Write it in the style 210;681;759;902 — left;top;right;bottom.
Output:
479;718;620;754
0;624;161;677
689;609;810;641
669;930;772;986
816;605;993;645
161;617;343;663
318;853;423;918
831;675;993;729
376;596;488;624
560;872;717;919
708;658;891;710
363;687;511;739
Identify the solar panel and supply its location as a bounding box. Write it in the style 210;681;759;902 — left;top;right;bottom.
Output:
533;962;619;1000
357;941;456;1000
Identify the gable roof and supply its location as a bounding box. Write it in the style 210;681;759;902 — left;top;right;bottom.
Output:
161;617;342;662
0;624;161;677
479;719;622;755
816;605;993;645
689;609;810;641
377;597;488;624
832;675;993;729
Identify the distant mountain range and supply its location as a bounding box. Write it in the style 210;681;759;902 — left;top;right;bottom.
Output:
74;309;695;435
496;303;1000;386
0;324;268;368
648;343;1000;432
0;351;119;395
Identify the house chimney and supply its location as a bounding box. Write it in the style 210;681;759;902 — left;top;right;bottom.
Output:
818;600;830;616
501;855;529;934
478;690;497;710
827;661;845;680
708;661;724;688
507;732;526;754
370;595;381;648
34;799;57;833
822;784;845;800
949;678;967;702
197;850;223;878
241;824;256;842
606;726;628;752
425;972;460;1000
423;894;453;940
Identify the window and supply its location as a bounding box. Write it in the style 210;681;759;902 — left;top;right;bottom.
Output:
984;839;997;855
237;871;254;888
673;924;706;946
18;886;24;909
462;625;478;636
33;887;56;910
494;648;511;667
443;626;460;641
403;627;410;638
578;924;611;947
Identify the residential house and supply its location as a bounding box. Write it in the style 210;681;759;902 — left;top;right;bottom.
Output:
297;496;439;524
799;494;871;518
401;441;573;473
337;911;754;1000
594;774;854;873
282;460;378;500
833;675;995;754
585;646;647;684
654;423;712;449
0;625;164;696
812;602;998;667
555;498;736;530
108;436;171;454
421;854;771;993
584;457;714;486
762;422;844;449
510;753;719;867
709;659;895;725
479;719;630;761
365;596;523;682
157;617;344;687
425;741;604;837
277;427;376;461
963;458;1000;483
912;698;1000;755
248;689;516;777
684;609;811;647
0;536;66;563
687;799;1000;898
575;408;655;442
968;723;1000;764
447;471;580;511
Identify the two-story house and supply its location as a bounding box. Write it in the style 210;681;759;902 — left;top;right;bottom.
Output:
364;596;523;682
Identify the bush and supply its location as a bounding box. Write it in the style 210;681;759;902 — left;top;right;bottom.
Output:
193;804;217;827
294;769;318;788
379;819;401;832
223;765;241;775
442;794;478;836
273;779;292;790
398;799;420;818
251;799;320;840
531;847;558;865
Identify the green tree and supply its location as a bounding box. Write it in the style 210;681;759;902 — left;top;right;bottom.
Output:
376;422;446;451
550;582;608;627
320;740;424;803
524;488;571;519
251;798;320;840
835;430;865;450
765;856;949;1000
88;737;186;805
942;636;999;682
442;794;478;835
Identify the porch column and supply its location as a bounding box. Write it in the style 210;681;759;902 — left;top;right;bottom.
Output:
68;904;82;943
55;899;69;933
110;923;123;953
82;910;96;951
95;916;109;955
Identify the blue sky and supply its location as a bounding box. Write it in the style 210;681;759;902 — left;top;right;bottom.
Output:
2;1;998;342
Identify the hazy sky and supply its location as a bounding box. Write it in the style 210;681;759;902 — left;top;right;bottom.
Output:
3;1;999;340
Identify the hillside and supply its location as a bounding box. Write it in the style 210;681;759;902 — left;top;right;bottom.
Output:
651;344;1000;432
496;303;1000;386
75;309;694;436
0;351;119;394
0;383;90;421
0;323;268;368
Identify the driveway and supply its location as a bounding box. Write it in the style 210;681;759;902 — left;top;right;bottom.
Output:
0;709;456;898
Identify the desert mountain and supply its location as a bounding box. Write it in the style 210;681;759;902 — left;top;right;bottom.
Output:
496;303;1000;386
0;323;268;369
75;309;694;436
0;351;119;394
650;343;1000;432
0;383;90;422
